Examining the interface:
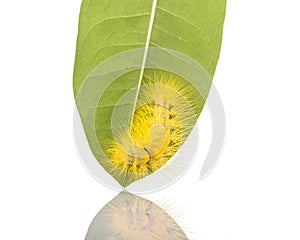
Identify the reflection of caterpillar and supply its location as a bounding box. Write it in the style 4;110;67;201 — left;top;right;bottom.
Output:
85;191;188;240
103;71;198;182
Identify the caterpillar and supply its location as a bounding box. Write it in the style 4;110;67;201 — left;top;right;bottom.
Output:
101;70;199;185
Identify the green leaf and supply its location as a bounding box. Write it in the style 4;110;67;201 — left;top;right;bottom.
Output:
73;0;226;187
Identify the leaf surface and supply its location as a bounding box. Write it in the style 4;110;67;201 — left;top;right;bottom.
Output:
73;0;226;187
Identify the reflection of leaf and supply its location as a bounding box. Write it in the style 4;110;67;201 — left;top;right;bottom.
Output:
85;191;188;240
73;0;226;187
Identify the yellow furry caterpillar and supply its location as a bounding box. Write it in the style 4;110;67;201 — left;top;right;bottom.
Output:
98;69;200;186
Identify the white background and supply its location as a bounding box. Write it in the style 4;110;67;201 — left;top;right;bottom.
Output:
0;0;300;239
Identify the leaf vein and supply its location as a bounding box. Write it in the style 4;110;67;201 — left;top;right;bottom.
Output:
153;26;192;46
95;43;144;55
80;13;151;45
157;6;209;40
